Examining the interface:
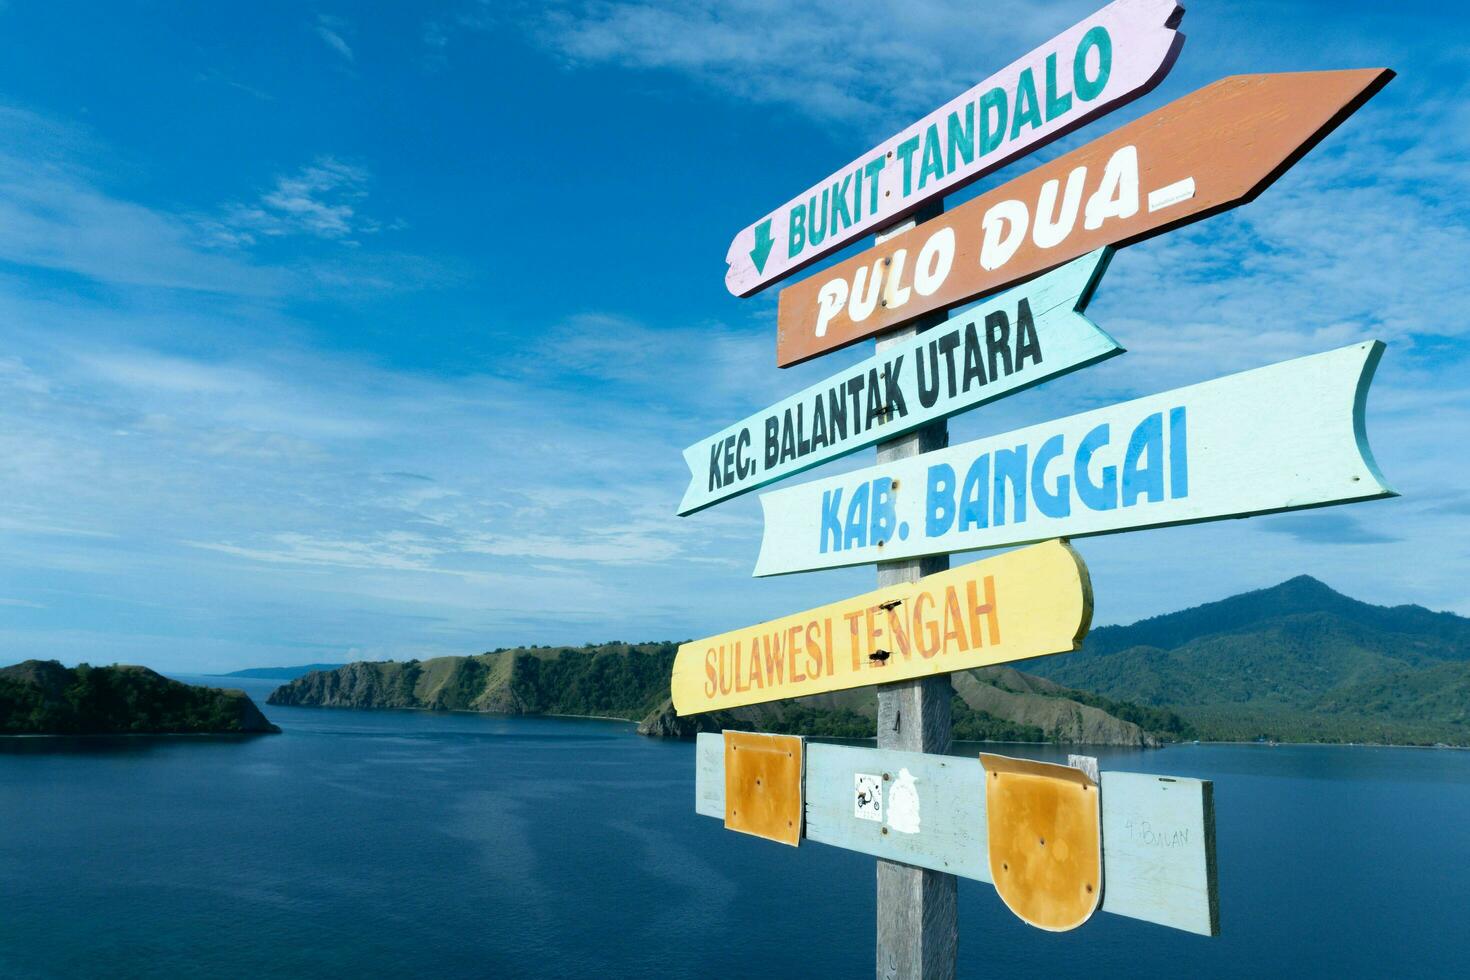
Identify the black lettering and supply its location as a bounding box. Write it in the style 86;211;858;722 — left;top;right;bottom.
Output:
811;394;829;450
723;434;738;486
865;370;886;428
736;429;754;479
916;340;941;409
985;310;1013;378
1014;298;1042;369
938;332;962;398
709;441;724;491
780;409;797;464
829;386;848;442
883;355;907;419
962;321;987;392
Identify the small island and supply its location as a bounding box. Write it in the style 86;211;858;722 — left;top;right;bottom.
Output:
0;660;280;735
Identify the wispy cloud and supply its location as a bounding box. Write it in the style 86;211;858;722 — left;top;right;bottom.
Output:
214;156;378;245
487;0;1069;127
0;106;285;295
314;14;355;63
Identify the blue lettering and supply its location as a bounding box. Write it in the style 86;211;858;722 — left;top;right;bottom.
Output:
871;478;896;545
959;455;990;531
993;445;1028;526
926;464;957;537
1075;424;1117;511
1032;434;1071;518
844;482;871;550
1122;412;1165;507
1169;406;1189;499
820;488;843;553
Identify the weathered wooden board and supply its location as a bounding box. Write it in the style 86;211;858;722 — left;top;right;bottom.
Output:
694;735;1220;936
775;68;1394;366
672;540;1091;714
682;250;1121;515
755;341;1395;576
1101;770;1219;936
724;0;1184;297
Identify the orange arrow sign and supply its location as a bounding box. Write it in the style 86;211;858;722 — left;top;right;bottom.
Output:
775;68;1393;367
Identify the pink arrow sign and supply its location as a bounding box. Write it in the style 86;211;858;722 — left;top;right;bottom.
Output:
723;0;1185;298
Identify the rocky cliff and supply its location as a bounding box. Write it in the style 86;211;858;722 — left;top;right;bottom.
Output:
270;643;1179;746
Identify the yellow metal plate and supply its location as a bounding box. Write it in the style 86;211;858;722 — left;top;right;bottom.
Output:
981;753;1102;931
724;731;803;847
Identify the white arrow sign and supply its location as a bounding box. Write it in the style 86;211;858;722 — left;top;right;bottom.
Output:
754;341;1395;576
682;250;1121;515
724;0;1185;297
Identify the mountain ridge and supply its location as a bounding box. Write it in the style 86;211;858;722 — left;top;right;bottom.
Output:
1024;576;1470;744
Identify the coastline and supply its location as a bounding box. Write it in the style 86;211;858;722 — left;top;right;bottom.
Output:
0;730;278;739
257;701;1470;749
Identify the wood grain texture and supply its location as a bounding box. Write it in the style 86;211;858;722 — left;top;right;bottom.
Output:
723;0;1184;297
775;68;1393;366
872;229;956;979
671;539;1092;713
1100;771;1220;936
681;249;1120;515
693;735;1220;936
755;341;1395;576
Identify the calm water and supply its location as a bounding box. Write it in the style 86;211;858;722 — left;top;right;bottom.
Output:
2;676;1467;979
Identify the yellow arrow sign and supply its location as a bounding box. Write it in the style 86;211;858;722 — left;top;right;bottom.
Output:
671;539;1092;715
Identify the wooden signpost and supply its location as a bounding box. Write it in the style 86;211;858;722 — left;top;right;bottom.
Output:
673;0;1398;972
723;0;1186;297
754;342;1395;576
775;68;1394;366
670;540;1091;715
682;249;1120;514
696;734;1220;937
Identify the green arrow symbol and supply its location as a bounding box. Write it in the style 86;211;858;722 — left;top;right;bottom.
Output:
749;219;775;274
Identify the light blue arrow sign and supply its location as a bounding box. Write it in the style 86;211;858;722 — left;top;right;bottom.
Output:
680;249;1121;515
753;341;1396;576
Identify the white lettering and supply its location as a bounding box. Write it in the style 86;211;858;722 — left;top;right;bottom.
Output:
979;199;1029;271
913;227;955;297
1084;145;1140;230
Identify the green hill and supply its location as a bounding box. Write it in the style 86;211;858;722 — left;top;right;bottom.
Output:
0;661;280;735
268;643;1179;746
1023;576;1470;745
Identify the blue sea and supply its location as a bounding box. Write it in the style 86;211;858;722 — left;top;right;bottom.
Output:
2;675;1467;979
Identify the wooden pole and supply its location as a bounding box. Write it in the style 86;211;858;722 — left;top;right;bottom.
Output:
874;204;957;980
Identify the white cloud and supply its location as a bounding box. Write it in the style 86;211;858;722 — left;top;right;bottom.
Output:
215;156;377;244
315;15;355;63
0;107;286;295
497;0;1071;127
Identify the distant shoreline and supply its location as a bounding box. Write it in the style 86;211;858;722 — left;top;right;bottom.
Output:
258;701;1470;750
0;731;275;740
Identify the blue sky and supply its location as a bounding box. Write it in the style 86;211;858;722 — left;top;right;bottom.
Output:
0;0;1465;673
